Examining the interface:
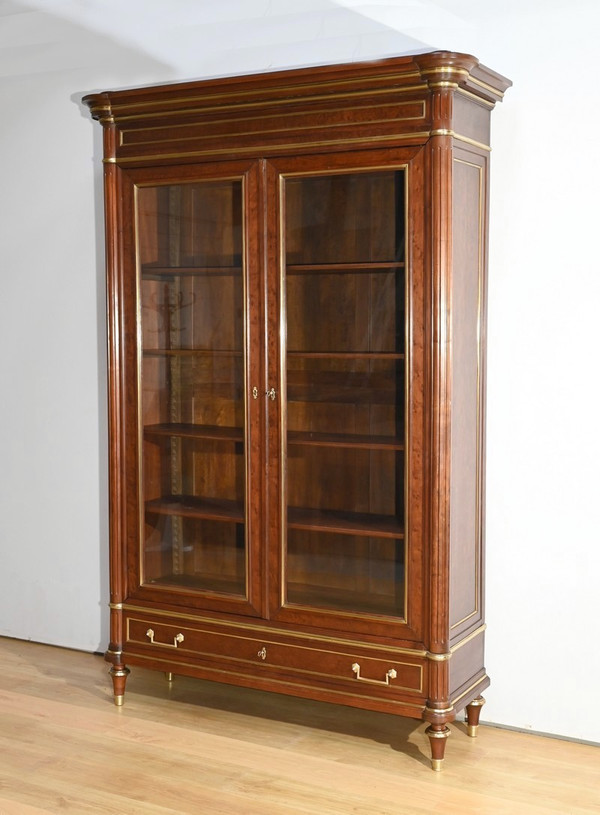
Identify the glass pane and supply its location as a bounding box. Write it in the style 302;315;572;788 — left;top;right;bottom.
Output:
138;180;246;596
284;169;406;618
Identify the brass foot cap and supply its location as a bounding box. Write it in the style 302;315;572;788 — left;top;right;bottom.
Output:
114;695;124;707
165;672;174;682
431;758;444;772
467;724;478;738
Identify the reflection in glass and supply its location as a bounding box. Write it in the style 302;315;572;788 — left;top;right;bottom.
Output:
284;170;406;618
138;181;246;596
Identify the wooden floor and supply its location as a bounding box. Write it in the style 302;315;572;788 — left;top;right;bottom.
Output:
0;637;597;814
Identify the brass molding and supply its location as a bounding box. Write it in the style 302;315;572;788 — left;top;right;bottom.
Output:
105;648;123;659
424;706;454;716
108;131;431;164
467;696;486;708
428;81;460;90
120;99;427;144
451;676;489;708
119;603;428;656
107;128;492;165
456;86;494;108
108;71;425;114
109;602;124;610
418;66;470;79
425;725;451;738
470;74;505;98
450;624;486;653
426;651;451;662
126;617;424;693
430;129;491;152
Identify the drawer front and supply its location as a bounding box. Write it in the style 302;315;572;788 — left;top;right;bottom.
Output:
125;616;424;696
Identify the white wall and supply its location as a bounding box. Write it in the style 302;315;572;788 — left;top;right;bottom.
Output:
1;0;598;743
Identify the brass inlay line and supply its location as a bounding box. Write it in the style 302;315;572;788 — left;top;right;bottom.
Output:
456;87;494;108
127;651;426;708
419;66;470;79
110;132;430;164
108;71;425;113
430;129;491;152
128;621;421;676
450;155;484;631
107;129;492;164
426;652;451;662
120;603;427;655
451;676;488;708
120;100;427;144
450;624;486;653
470;75;505;98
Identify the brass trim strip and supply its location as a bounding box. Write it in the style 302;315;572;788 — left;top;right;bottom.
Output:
450;624;486;653
424;706;454;715
106;130;492;164
127;651;426;709
120;603;428;656
428;81;459;90
430;129;491;152
451;676;488;708
108;71;425;113
456;87;495;108
426;652;451;662
113;85;429;124
450;155;485;631
109;132;431;164
109;602;124;610
128;616;423;692
419;67;470;79
120;100;427;144
470;75;505;99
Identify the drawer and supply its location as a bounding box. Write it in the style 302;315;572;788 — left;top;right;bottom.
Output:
125;615;424;695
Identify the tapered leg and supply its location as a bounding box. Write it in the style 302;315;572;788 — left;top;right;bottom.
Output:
425;724;451;771
465;695;485;738
109;664;130;706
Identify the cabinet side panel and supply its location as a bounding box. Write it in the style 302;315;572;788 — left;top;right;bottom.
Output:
448;150;487;637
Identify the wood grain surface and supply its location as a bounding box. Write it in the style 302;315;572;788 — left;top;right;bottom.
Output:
0;637;597;814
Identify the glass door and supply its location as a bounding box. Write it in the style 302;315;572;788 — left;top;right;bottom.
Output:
276;163;409;632
133;168;260;612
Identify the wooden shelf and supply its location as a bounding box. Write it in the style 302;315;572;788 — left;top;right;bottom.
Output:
146;495;244;523
287;352;404;360
286;262;404;275
144;423;243;443
141;265;242;279
287;371;398;404
143;348;242;357
286;582;403;616
145;572;245;595
288;507;403;539
288;430;403;450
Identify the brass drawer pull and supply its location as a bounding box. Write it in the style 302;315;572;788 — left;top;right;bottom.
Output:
351;662;397;685
257;646;267;660
146;628;184;649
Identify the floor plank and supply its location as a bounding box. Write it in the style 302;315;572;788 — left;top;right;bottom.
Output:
0;637;597;814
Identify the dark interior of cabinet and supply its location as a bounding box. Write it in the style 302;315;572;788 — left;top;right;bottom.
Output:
283;170;406;619
138;180;246;597
135;169;407;621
